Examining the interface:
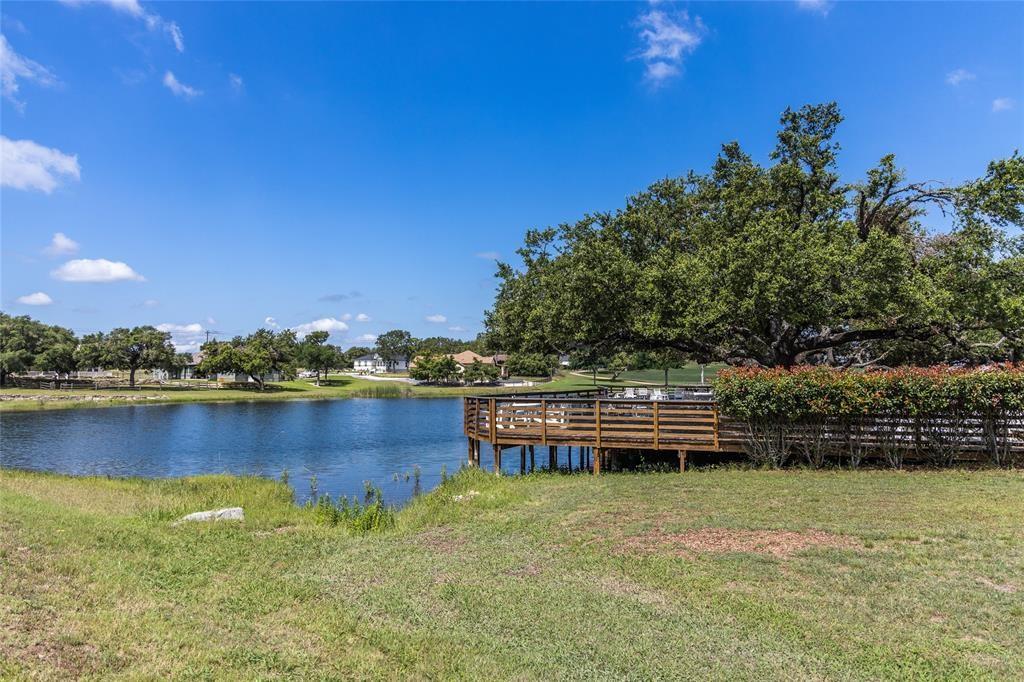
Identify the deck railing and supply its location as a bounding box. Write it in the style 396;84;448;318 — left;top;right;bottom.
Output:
464;395;738;450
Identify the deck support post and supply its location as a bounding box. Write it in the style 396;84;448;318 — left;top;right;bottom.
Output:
467;437;476;467
548;446;556;470
567;446;573;472
593;448;602;475
494;444;502;474
529;445;535;472
520;446;526;474
678;450;687;473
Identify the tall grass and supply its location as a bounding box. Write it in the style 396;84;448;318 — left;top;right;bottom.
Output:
308;481;395;534
350;384;413;398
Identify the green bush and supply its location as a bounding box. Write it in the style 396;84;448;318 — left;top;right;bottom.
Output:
714;365;1024;468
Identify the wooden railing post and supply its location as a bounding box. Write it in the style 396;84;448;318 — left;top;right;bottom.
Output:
541;399;547;445
595;399;602;449
489;398;497;443
713;405;720;450
653;401;660;450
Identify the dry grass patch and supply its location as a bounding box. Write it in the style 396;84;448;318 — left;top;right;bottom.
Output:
624;527;860;558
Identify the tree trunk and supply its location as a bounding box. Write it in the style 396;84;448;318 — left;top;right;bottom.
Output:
129;367;137;387
315;370;321;387
251;375;265;391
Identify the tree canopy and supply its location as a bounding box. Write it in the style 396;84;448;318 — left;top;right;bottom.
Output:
374;329;417;362
486;103;1024;368
76;326;177;387
199;328;297;390
297;331;344;385
0;313;77;385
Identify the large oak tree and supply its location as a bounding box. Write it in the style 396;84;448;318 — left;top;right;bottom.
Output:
486;104;1023;368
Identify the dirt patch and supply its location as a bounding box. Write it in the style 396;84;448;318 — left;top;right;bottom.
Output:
412;526;465;554
623;527;859;558
596;575;669;608
976;576;1018;594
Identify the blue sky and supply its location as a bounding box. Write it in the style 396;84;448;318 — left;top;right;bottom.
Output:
2;1;1021;352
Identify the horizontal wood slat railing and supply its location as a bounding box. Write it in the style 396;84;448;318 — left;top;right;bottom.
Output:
464;393;1024;457
464;395;729;450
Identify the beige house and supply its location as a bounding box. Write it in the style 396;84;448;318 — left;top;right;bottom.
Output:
411;350;508;378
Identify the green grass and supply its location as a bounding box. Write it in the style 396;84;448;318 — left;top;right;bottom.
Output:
0;367;720;413
2;467;1021;679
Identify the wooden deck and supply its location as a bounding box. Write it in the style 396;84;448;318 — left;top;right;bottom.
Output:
463;387;742;472
463;388;1024;473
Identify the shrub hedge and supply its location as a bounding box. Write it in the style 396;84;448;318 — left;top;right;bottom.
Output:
713;365;1024;468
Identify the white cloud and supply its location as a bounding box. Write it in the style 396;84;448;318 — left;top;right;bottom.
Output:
61;0;184;52
354;333;378;343
229;73;244;92
43;232;80;257
945;68;976;86
1;34;59;111
425;314;447;324
264;316;279;328
291;317;349;338
992;97;1015;113
340;313;353;321
475;251;500;260
163;71;201;99
205;317;216;325
448;325;467;333
1;136;80;193
166;21;184;52
156;322;203;333
155;321;205;352
355;313;371;322
795;0;833;15
634;7;705;87
51;258;145;282
16;291;53;305
143;298;159;307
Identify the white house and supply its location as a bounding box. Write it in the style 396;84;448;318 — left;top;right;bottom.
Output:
353;353;408;375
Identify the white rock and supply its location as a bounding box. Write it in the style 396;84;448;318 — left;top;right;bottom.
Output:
174;507;244;525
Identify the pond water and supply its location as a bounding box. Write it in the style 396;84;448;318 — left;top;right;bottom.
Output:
0;399;493;505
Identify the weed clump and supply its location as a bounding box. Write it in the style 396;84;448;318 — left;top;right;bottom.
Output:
309;481;395;534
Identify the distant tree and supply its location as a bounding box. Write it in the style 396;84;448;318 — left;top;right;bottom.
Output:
199;328;297;390
37;340;78;376
410;353;462;384
433;355;460;384
463;359;499;384
416;336;470;356
343;346;372;368
164;352;194;379
74;332;107;371
505;352;557;378
103;326;176;387
0;313;78;385
375;329;417;363
297;331;338;385
409;354;437;382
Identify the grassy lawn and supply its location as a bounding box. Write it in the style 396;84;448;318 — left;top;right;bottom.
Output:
0;369;708;413
1;467;1021;679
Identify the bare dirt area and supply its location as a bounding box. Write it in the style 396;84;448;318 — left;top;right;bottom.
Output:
623;527;861;558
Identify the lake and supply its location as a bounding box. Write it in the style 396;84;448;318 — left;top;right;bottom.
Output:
0;399;492;505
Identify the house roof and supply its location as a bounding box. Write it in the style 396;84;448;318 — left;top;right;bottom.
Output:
451;350;491;365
